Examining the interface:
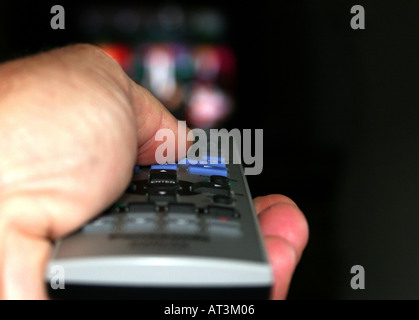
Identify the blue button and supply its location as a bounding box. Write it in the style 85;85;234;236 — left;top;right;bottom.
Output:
178;157;226;168
203;162;226;168
134;165;141;174
203;156;226;168
151;164;178;170
188;165;228;177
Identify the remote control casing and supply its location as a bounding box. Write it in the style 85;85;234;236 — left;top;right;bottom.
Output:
46;138;272;299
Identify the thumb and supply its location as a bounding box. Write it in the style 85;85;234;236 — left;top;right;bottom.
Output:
130;83;192;165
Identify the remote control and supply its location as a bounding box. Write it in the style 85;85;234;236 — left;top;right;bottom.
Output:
45;136;273;299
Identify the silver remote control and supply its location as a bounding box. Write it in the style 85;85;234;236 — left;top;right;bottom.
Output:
46;137;272;299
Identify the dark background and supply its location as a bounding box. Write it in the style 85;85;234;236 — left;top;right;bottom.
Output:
1;1;418;299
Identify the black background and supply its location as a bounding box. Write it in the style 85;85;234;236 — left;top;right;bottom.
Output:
1;1;418;299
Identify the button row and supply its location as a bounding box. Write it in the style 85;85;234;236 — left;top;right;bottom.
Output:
107;202;239;218
134;158;228;178
146;167;231;201
85;205;240;236
130;202;238;217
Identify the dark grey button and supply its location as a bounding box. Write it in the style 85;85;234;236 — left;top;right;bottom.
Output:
129;202;156;212
123;213;157;232
168;203;196;214
213;195;234;205
149;169;178;185
166;215;200;233
191;182;230;196
148;189;177;202
210;175;229;187
207;206;239;218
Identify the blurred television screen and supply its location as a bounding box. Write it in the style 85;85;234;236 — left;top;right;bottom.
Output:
77;5;237;129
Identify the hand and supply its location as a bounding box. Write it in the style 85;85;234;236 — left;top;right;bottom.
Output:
0;44;186;299
255;194;309;299
0;44;308;299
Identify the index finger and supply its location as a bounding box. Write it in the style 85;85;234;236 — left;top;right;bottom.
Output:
254;195;309;299
254;194;309;260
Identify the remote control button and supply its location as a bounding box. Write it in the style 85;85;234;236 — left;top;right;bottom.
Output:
128;202;156;213
213;195;234;205
148;189;177;202
207;206;239;218
168;203;196;214
83;216;117;233
166;215;200;233
208;218;241;236
151;164;178;170
149;169;178;185
191;182;230;196
204;156;226;168
210;175;229;187
188;165;227;177
204;163;226;168
124;213;157;232
133;165;141;174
